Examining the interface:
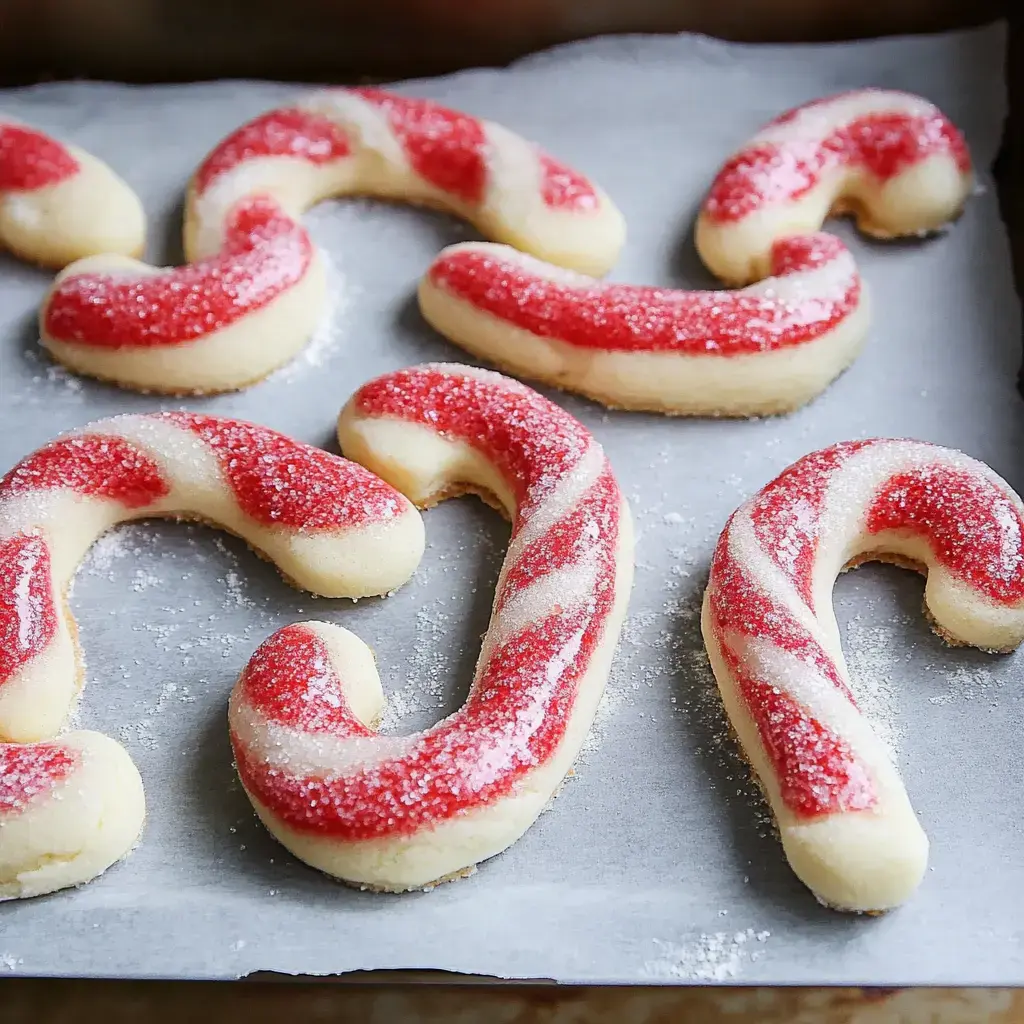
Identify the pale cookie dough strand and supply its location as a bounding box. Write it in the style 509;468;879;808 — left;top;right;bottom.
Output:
419;233;868;417
229;364;634;892
0;118;144;267
700;439;1024;912
696;89;974;285
0;413;424;901
185;87;625;274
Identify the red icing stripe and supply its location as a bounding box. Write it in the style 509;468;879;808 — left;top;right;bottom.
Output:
705;109;971;224
0;743;77;815
429;233;857;355
239;624;371;735
1;435;169;508
44;196;312;349
193;108;351;195
354;367;594;509
0;124;79;192
0;534;58;691
234;368;622;838
866;467;1024;604
350;87;488;205
538;153;599;211
160;412;402;529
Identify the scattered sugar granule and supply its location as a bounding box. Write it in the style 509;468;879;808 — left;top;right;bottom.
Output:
843;618;907;759
644;928;770;981
273;251;356;381
927;663;1000;706
221;570;253;609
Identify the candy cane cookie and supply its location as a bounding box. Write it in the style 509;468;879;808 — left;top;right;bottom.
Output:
0;414;423;900
696;90;973;285
701;439;1024;912
229;364;634;891
419;233;868;416
0;118;144;267
39;88;623;395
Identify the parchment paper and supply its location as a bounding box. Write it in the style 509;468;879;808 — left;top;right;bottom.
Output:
0;22;1021;986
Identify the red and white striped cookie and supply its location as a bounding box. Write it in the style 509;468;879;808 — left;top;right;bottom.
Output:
419;233;868;416
696;90;974;285
40;196;322;394
0;413;423;900
229;364;634;891
701;439;1024;912
39;88;623;395
0;118;144;267
184;87;624;273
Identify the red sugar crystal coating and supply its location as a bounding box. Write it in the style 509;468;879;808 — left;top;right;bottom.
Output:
705;108;971;224
161;412;402;529
1;435;169;508
193;108;351;195
866;467;1024;604
354;367;593;509
538;153;599;211
0;124;79;192
709;438;1024;819
44;196;312;349
234;368;623;837
350;87;488;205
429;233;857;354
0;743;77;815
0;534;58;692
726;649;875;817
239;625;371;735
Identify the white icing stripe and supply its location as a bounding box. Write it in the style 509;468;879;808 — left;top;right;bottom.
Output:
745;247;856;304
299;90;409;172
753;91;944;148
231;696;414;776
485;555;600;660
504;441;604;562
76;416;225;495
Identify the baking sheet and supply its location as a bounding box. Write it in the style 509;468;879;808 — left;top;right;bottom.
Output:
0;22;1022;986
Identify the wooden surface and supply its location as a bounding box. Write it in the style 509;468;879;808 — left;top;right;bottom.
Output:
3;982;1024;1024
0;2;1021;1019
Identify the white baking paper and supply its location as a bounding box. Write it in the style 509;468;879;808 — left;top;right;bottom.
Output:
0;21;1021;986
